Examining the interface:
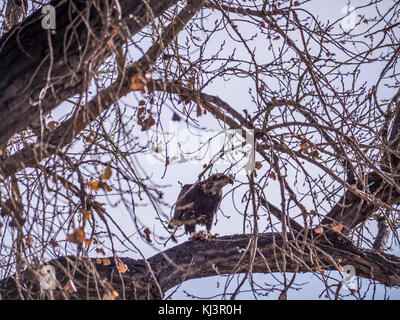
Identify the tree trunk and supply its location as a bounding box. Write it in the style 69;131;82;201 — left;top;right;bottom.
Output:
1;233;399;300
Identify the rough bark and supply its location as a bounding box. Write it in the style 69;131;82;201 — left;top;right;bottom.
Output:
1;233;399;300
2;0;28;33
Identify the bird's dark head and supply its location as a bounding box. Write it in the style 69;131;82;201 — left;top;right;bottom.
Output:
207;173;234;188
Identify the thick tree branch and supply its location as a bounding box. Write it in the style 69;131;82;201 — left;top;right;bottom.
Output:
1;232;399;300
2;0;28;34
373;217;390;253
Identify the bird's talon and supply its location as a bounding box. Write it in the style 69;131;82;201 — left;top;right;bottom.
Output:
198;230;207;240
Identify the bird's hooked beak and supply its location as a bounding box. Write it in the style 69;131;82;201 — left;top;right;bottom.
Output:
220;175;234;187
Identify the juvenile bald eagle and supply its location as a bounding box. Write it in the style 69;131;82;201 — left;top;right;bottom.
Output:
168;173;234;234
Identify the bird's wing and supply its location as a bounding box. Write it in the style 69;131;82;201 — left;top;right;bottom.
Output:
174;183;196;213
169;184;196;226
176;184;193;202
170;184;194;227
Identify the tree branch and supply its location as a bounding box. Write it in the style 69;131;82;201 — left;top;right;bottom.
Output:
1;232;399;299
0;0;182;147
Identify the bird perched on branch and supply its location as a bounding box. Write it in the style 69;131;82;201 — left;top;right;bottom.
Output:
168;173;234;237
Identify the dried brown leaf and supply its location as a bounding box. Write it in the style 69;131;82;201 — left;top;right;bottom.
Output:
27;236;34;247
144;227;152;243
331;224;343;233
316;266;325;275
67;227;85;244
314;226;323;234
64;280;77;293
82;209;92;221
101;165;112;180
117;260;128;273
88;180;101;191
96;247;106;255
50;238;59;248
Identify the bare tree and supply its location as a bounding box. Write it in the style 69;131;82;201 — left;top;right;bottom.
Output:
0;0;399;300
